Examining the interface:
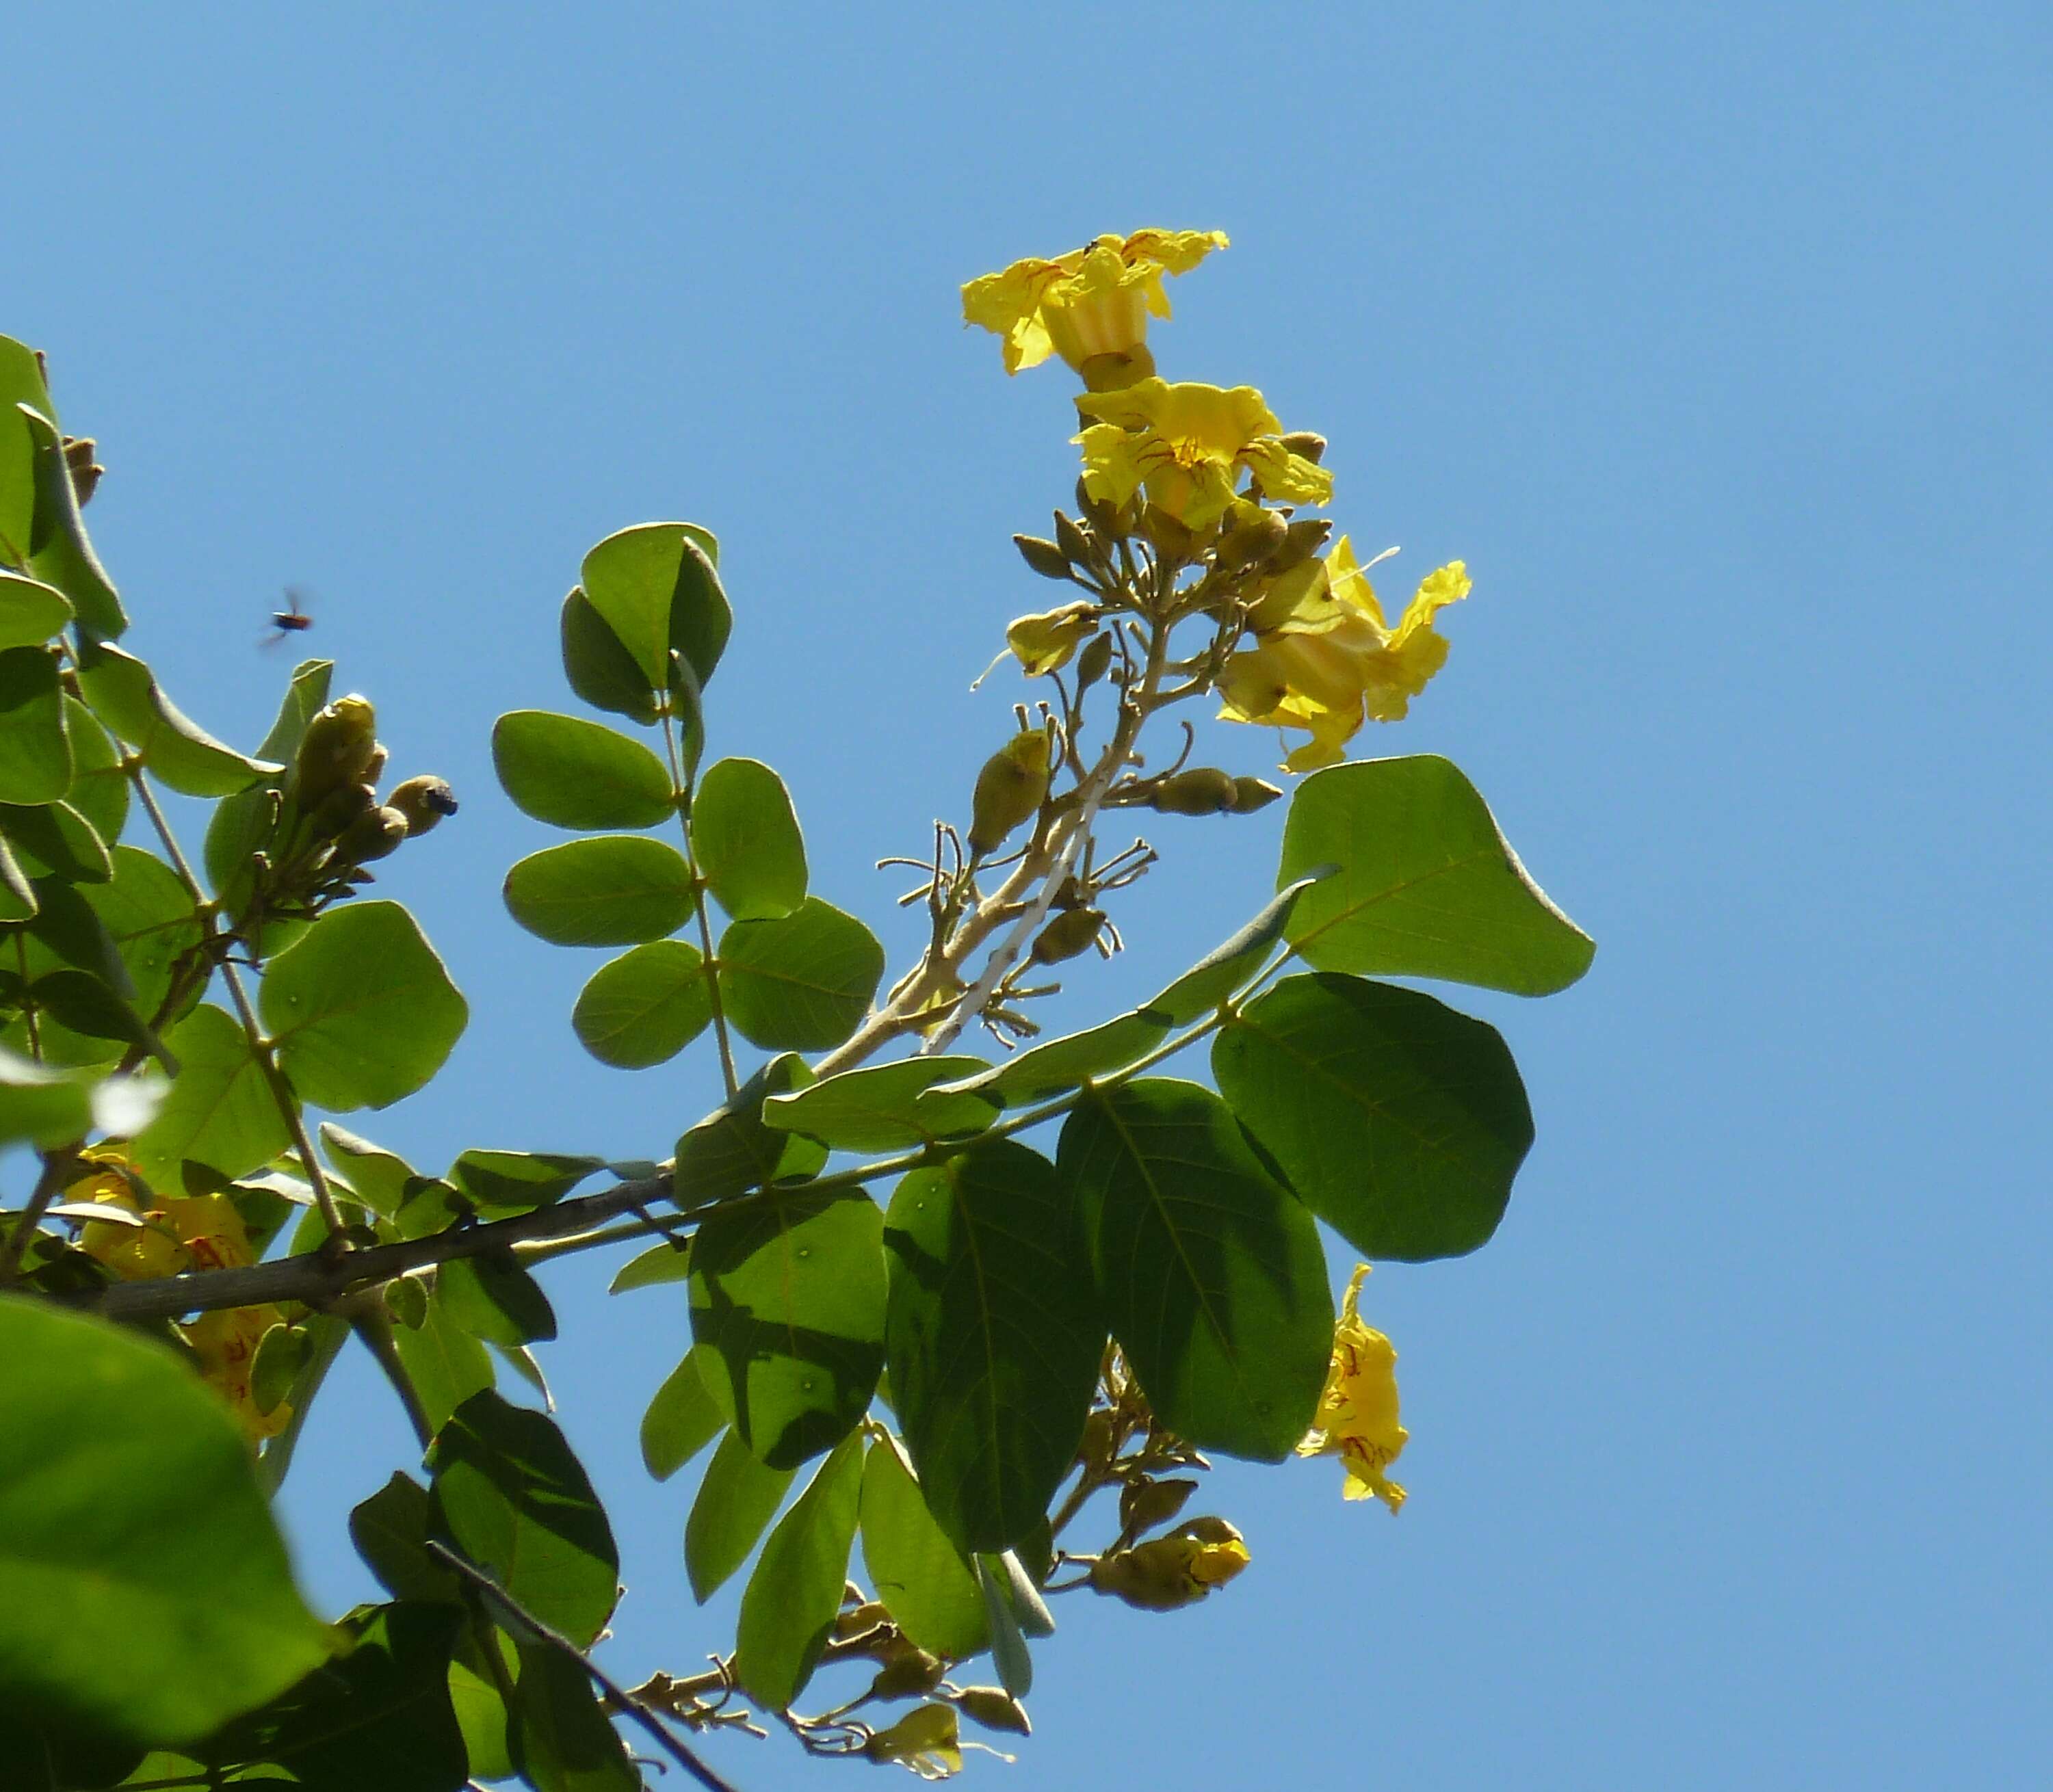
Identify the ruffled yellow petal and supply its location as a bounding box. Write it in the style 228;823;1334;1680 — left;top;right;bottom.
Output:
1298;1265;1409;1512
962;230;1228;375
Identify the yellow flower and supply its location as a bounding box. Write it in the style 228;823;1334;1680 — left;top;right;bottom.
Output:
72;1152;192;1281
1005;601;1098;676
1220;539;1469;771
865;1704;965;1780
962;229;1228;375
1073;380;1333;532
185;1304;293;1442
1297;1265;1409;1511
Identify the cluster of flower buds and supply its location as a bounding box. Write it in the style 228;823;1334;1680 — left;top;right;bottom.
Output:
1086;1515;1251;1611
233;694;456;925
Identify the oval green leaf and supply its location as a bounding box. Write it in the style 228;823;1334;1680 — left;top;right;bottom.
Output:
1142;871;1329;1024
1058;1077;1332;1462
493;709;677;831
393;1286;496;1437
0;568;71;648
1214;972;1535;1261
0;645;71;805
673;1052;828;1209
131;1003;292;1187
692;756;807;921
504;834;695;947
859;1436;989;1659
559;586;659;724
934;1009;1168;1109
685;1431;794;1603
75;640;276;798
763;1054;998;1152
0;800;112;884
1279;754;1595;995
733;1432;865;1711
641;1350;724;1482
439;1250;559;1346
261;901;468;1110
717;897;885;1052
579;523;732;693
571;938;713;1068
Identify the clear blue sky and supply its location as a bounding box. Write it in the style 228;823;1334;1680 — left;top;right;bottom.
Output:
9;5;2050;1787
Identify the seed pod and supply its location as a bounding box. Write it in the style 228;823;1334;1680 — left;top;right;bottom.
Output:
1229;776;1283;815
387;775;459;836
1074;629;1113;693
953;1687;1032;1736
1279;430;1329;464
331;804;408;867
1013;534;1071;581
1147;767;1238;816
868;1644;945;1700
1119;1475;1198;1538
1052;509;1095;568
1030;906;1105;965
967;729;1052;858
1268;516;1334;576
293;696;379;809
305;780;378;841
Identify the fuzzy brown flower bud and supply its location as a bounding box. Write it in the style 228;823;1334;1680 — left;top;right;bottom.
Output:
952;1687;1032;1736
387;775;459;836
304;780;378;841
1147;767;1238;816
1229;776;1283;815
1268;516;1335;575
1013;534;1071;581
1074;629;1114;692
293;696;379;810
1030;906;1105;964
967;729;1052;858
1119;1475;1198;1538
1279;430;1329;464
330;805;408;867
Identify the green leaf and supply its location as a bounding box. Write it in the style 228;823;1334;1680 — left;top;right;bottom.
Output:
692;756;807;921
0;1047;96;1148
0;339;56;566
0;570;71;648
609;1239;692;1293
0;1302;330;1748
685;1432;794;1603
84;845;201;1022
0;646;70;806
393;1285;497;1436
504;834;695;948
1279;755;1595;995
559;588;659;726
16;404;125;640
447;1633;515;1782
579;522;731;694
884;1140;1102;1551
1214;972;1535;1261
447;1149;603;1214
440;1250;560;1345
733;1432;864;1710
75;640;276;798
428;1390;620;1649
1142;871;1330;1025
202;1603;467;1792
131;1003;291;1186
641;1351;724;1481
717;897;884;1052
939;1010;1170;1109
571;939;713;1068
262;901;468;1110
59;698;125;847
255;657;337;762
29;969;148;1053
763;1055;997;1152
859;1436;989;1658
690;1187;886;1469
673;1051;828;1209
319;1121;422;1217
1058;1078;1333;1462
493;709;677;831
512;1642;638;1792
350;1472;462;1607
0;801;110;884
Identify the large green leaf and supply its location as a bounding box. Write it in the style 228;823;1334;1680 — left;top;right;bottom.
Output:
763;1054;997;1151
84;845;201;1023
932;1009;1167;1108
350;1473;462;1607
493;709;677;831
579;523;731;694
131;1003;291;1186
0;570;70;649
75;641;275;798
392;1286;496;1436
0;646;70;806
640;1350;724;1481
559;588;659;726
717;897;884;1052
1215;973;1534;1261
690;1187;886;1469
0;1302;330;1748
427;1390;619;1650
202;1603;467;1792
1279;755;1595;995
447;1149;603;1215
859;1436;989;1659
511;1642;638;1792
685;1432;793;1603
1142;871;1329;1024
1058;1078;1332;1461
261;901;467;1110
571;939;713;1068
672;1051;828;1209
60;697;126;847
608;1239;693;1294
503;835;694;947
733;1432;865;1711
16;404;125;640
692;756;807;921
884;1140;1102;1551
319;1121;422;1217
440;1250;558;1346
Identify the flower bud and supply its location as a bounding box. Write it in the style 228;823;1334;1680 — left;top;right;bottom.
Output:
1004;603;1098;677
1147;767;1238;816
1279;431;1329;464
1074;629;1113;693
869;1644;945;1700
1087;1517;1250;1610
62;435;103;506
1075;477;1122;539
1229;776;1283;814
1268;516;1334;576
1013;534;1071;581
952;1687;1032;1736
1030;906;1105;964
387;775;459;836
967;730;1052;858
1119;1475;1197;1538
1214;501;1289;575
331;805;409;866
1141;504;1195;562
305;780;378;841
293;696;379;809
1052;510;1095;568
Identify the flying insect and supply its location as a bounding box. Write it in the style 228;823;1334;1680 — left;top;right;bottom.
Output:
265;587;314;645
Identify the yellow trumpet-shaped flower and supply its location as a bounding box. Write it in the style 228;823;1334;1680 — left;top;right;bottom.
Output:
1073;380;1333;533
1219;538;1469;771
1297;1265;1409;1511
962;229;1228;376
864;1704;966;1780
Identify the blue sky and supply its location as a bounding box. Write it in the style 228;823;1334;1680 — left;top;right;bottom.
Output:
9;4;2050;1787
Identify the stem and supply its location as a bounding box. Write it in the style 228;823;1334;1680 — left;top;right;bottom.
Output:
0;1148;77;1282
662;710;739;1100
